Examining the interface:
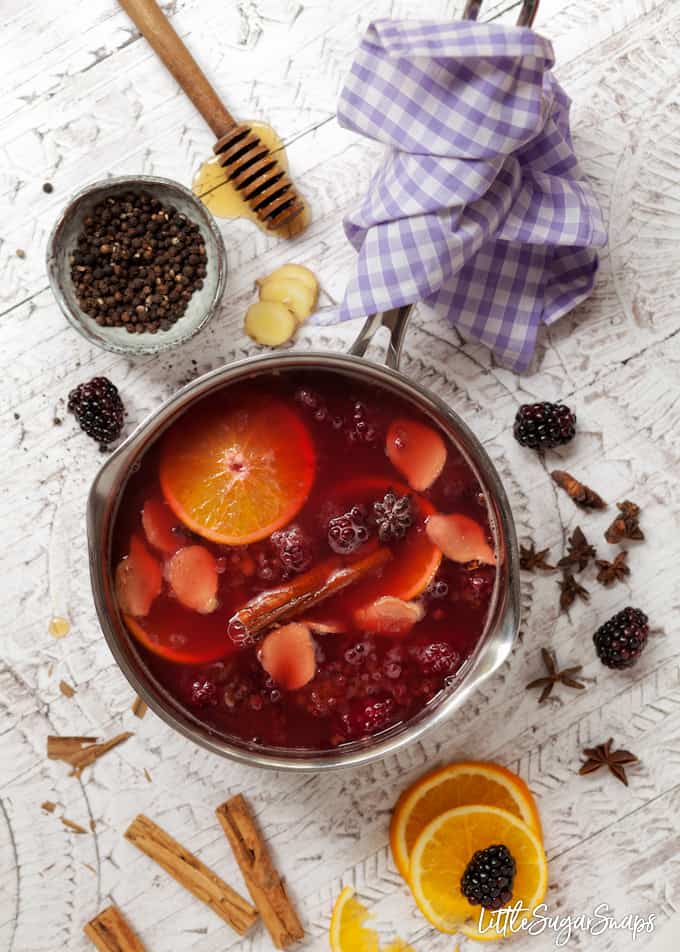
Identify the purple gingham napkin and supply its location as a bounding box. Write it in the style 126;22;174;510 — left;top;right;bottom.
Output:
313;19;607;371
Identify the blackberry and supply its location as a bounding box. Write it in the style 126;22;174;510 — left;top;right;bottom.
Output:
190;679;218;707
461;844;516;911
271;526;311;573
328;506;369;554
67;377;125;447
373;491;413;542
593;607;649;669
513;402;576;450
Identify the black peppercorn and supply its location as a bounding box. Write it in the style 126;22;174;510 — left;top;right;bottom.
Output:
69;190;208;333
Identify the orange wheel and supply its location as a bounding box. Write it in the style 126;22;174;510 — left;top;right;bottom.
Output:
390;761;542;880
160;398;315;545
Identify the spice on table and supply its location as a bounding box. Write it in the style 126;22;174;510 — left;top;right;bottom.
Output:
70;191;208;334
579;738;638;786
15;248;26;259
595;550;630;586
41;800;57;813
550;470;606;510
62;817;88;834
43;182;54;193
47;732;133;777
125;814;257;935
216;794;304;948
525;648;586;703
604;500;644;543
131;695;147;719
558;526;596;572
84;904;147;952
558;572;590;613
519;541;555;572
59;680;76;698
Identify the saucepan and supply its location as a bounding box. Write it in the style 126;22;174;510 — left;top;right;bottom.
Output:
88;0;543;769
88;304;520;771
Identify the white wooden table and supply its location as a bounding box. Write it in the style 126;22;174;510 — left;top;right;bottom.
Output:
2;1;679;949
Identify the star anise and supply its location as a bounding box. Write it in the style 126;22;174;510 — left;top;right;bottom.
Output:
520;541;555;572
595;550;630;587
604;500;644;543
551;470;607;510
579;738;639;786
558;526;596;572
525;648;586;703
558;571;590;613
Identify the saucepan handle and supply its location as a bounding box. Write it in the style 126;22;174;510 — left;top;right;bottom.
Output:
462;0;539;26
348;304;414;370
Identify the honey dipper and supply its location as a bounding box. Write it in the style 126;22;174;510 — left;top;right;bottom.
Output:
118;0;304;229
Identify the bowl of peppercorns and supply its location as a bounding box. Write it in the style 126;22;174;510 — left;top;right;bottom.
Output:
46;176;227;355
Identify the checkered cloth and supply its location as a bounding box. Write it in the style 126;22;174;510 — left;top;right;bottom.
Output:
312;19;607;371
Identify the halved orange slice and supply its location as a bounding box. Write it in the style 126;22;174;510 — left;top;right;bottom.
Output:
160;398;315;545
329;886;416;952
409;805;548;939
390;761;541;879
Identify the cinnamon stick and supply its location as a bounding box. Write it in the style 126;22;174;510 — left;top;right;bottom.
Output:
124;814;257;936
48;733;133;777
62;817;88;834
216;795;304;948
229;546;391;639
84;904;147;952
131;695;147;719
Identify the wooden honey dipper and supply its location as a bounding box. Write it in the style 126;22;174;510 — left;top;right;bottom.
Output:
118;0;304;230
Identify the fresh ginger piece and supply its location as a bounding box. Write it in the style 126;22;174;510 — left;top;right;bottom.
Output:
244;300;296;346
259;277;317;324
257;263;318;294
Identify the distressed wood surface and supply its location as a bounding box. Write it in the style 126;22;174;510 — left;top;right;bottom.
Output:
1;0;679;949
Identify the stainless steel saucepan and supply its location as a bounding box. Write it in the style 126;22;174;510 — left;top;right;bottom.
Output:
88;305;520;771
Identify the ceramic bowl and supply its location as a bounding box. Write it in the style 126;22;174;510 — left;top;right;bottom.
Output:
46;175;227;356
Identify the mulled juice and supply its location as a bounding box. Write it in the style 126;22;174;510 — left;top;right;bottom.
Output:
112;369;497;750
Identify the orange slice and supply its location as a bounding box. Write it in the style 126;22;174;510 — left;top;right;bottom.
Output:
123;600;240;665
390;761;541;880
329;886;416;952
409;805;548;940
160;398;315;545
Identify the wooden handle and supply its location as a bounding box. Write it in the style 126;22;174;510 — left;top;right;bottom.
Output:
118;0;236;137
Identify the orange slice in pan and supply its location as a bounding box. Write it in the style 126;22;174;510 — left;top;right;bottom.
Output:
160;398;315;545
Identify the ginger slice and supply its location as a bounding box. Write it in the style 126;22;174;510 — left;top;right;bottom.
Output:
259;277;317;324
245;300;297;346
257;263;317;293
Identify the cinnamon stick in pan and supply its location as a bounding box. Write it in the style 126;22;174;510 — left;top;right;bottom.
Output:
229;546;391;640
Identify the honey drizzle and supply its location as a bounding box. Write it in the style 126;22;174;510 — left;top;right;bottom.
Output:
193;121;309;238
48;616;70;638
